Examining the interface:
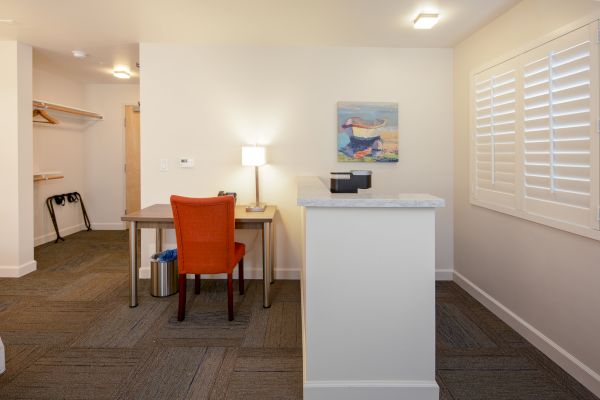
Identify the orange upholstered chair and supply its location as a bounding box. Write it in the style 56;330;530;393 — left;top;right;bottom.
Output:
170;195;245;321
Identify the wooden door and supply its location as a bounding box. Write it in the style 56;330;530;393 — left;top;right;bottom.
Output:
125;105;141;215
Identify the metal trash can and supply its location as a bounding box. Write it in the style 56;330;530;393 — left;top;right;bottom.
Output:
150;253;178;297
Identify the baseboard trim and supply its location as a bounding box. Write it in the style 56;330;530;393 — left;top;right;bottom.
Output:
0;260;37;278
435;268;454;281
453;270;600;397
304;380;439;400
35;223;84;246
139;267;300;280
92;222;125;230
140;268;447;281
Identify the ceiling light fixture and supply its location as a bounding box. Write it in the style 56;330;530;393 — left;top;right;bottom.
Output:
72;50;87;59
112;66;131;79
413;13;439;29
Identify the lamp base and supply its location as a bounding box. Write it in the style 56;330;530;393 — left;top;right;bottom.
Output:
246;203;266;212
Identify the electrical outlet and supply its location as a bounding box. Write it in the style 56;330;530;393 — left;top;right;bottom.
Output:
179;158;194;168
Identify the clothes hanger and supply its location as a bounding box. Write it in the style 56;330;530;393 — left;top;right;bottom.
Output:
33;109;59;124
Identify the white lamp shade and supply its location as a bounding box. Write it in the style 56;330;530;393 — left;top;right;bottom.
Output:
242;146;266;166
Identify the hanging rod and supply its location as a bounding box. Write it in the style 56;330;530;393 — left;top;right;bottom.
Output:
33;100;104;120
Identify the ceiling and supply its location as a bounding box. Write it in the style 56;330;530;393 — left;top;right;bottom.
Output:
0;0;520;83
32;45;140;84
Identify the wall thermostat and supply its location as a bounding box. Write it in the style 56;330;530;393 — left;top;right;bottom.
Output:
179;158;194;168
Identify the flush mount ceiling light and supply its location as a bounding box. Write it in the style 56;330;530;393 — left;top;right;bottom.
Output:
72;50;87;59
112;66;131;79
413;13;439;29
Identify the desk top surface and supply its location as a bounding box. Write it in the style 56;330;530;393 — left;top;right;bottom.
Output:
122;204;277;223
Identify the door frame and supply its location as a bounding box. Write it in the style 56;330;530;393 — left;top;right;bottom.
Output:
123;104;141;225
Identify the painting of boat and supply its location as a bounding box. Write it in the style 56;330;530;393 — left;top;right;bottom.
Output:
342;117;386;146
337;102;398;162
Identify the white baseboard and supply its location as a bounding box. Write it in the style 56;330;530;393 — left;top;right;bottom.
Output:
35;223;84;246
0;260;37;278
140;267;150;279
141;267;445;281
35;223;125;246
453;270;600;397
304;380;438;400
92;222;125;230
435;268;454;281
139;267;300;280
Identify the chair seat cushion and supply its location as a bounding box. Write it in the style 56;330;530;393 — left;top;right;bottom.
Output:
234;242;246;264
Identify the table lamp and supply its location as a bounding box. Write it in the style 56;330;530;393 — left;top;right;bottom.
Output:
242;145;267;212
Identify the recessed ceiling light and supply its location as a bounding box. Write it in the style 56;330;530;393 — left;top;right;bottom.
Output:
113;66;131;79
72;50;87;59
413;13;439;29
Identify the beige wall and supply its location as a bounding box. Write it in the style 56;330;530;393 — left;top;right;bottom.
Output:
33;68;87;244
0;42;34;277
139;44;454;278
84;84;139;229
2;42;21;266
454;0;600;394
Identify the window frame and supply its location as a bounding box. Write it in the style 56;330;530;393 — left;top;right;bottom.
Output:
469;17;600;241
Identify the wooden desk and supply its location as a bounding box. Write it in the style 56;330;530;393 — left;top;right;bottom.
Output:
122;204;277;308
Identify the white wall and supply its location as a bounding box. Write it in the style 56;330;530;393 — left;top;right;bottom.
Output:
84;84;139;229
140;44;454;279
454;0;600;395
0;42;35;277
33;68;87;245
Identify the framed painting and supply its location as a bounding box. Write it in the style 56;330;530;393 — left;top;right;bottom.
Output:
337;101;398;162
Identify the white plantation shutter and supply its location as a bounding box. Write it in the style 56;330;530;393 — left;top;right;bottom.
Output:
471;21;600;233
473;62;518;209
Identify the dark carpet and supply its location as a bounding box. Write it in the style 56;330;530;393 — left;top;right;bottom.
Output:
0;230;596;400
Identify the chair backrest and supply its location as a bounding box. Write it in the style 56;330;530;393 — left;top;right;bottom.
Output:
170;195;235;275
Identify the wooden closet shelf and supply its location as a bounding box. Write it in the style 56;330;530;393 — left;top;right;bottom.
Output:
33;100;103;121
34;172;64;182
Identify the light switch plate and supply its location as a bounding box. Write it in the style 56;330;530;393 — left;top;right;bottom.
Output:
179;158;194;168
160;159;169;171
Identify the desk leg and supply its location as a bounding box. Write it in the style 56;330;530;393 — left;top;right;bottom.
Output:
156;228;162;253
270;220;275;284
262;222;272;308
129;221;138;307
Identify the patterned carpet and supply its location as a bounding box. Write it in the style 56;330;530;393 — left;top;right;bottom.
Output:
0;230;596;400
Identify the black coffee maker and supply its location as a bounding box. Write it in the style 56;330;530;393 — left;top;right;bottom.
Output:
330;170;372;193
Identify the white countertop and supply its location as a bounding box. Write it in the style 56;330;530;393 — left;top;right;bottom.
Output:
297;176;445;208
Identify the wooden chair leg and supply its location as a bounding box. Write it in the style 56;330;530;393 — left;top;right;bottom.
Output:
227;272;234;321
178;274;187;321
239;258;245;295
195;274;201;294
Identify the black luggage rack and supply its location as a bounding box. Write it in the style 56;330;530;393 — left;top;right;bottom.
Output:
46;192;92;243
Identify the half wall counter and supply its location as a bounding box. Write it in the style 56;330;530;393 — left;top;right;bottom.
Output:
297;176;444;400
